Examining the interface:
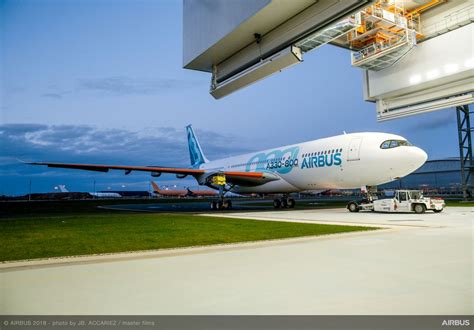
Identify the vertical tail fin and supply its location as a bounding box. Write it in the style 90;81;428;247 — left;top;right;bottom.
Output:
151;181;160;192
186;125;209;168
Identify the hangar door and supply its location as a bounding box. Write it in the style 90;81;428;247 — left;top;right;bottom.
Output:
347;137;363;161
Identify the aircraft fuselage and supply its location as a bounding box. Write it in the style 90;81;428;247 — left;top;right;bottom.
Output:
199;132;427;194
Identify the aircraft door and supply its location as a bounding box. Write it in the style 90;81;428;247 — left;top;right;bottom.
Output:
347;137;363;161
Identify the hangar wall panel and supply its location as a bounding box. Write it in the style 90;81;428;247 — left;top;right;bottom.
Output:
183;0;271;70
366;24;473;99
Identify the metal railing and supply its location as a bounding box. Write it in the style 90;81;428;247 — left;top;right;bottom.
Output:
422;4;474;38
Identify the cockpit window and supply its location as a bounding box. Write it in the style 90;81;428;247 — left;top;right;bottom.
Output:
397;140;412;146
380;139;413;149
381;141;391;149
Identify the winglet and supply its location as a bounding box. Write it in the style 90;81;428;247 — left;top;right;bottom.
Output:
15;158;31;164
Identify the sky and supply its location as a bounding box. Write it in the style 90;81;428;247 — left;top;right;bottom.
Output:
0;0;461;195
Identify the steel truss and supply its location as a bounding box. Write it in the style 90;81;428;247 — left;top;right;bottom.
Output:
456;104;473;200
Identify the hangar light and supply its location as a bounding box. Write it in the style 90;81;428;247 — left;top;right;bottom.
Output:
210;46;302;99
444;63;459;74
409;74;422;85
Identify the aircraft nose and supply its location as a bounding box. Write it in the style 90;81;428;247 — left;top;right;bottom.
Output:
411;147;428;169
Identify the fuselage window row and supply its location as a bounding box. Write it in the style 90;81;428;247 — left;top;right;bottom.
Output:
302;148;343;158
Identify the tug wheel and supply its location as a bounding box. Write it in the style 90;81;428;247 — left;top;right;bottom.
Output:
348;202;359;213
414;204;426;214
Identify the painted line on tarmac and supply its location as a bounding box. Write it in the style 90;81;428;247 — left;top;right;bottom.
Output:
204;211;443;229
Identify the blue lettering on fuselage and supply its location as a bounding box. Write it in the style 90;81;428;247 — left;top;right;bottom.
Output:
301;152;342;169
246;146;300;174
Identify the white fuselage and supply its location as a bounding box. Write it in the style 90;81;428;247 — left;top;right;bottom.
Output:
199;132;427;194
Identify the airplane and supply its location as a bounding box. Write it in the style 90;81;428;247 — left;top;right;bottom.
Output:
28;125;427;210
56;185;69;193
151;181;217;198
89;191;122;198
56;184;121;198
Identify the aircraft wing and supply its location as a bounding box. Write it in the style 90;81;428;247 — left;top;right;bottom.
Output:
28;162;205;175
27;162;280;186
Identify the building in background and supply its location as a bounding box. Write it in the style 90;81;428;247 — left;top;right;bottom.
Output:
380;158;463;196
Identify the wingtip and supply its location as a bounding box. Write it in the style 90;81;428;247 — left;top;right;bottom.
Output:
15;158;32;164
18;159;45;165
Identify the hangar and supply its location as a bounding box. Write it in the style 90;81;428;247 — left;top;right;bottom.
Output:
380;157;465;195
182;0;473;199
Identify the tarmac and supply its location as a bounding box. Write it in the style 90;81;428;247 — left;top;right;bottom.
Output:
1;206;472;315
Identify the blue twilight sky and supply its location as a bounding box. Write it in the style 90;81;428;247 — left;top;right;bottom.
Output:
0;0;460;195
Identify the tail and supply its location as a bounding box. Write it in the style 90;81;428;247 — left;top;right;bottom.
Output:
151;181;160;192
186;125;209;168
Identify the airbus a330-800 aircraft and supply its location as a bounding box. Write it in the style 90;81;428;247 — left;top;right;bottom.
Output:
29;125;427;209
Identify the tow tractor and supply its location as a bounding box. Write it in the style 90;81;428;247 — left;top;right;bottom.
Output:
347;190;445;214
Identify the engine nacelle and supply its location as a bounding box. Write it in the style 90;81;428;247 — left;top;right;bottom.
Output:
151;172;162;177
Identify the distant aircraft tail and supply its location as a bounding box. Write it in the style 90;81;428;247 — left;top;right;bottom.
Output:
151;181;161;192
186;125;209;168
58;185;69;193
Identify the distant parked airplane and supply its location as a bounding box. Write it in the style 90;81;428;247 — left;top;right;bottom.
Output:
57;185;69;193
56;184;121;198
29;125;427;209
151;181;217;198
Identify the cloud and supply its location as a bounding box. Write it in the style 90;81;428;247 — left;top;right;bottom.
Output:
0;124;252;194
76;76;203;95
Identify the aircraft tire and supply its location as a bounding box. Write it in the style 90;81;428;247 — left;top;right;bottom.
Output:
280;198;288;208
273;199;281;208
223;200;232;209
210;201;217;210
217;200;224;210
287;198;295;208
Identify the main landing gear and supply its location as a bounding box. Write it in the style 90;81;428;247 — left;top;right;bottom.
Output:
273;197;296;209
209;173;233;210
210;199;233;210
